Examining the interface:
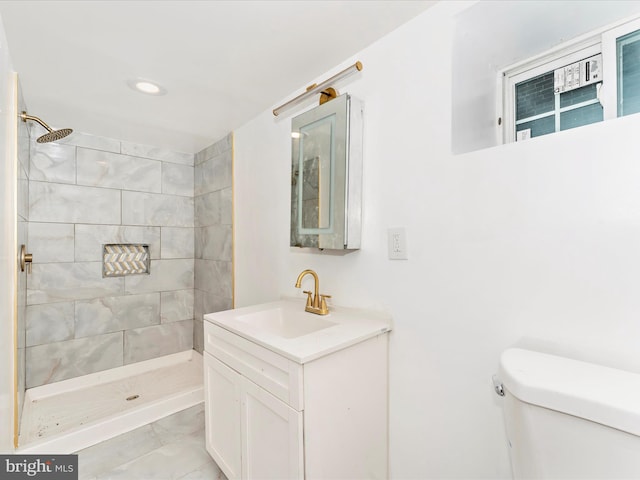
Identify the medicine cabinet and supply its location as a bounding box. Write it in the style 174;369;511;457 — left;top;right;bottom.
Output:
290;93;363;250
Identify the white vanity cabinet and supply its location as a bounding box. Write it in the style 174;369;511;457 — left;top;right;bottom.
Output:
203;318;389;480
204;350;303;479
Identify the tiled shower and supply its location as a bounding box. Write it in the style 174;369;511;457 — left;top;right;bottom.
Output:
18;126;232;398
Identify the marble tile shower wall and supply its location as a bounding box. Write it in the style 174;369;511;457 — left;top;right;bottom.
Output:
26;133;196;388
194;134;233;353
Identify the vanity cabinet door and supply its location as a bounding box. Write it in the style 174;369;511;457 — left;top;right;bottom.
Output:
204;352;242;480
241;376;304;480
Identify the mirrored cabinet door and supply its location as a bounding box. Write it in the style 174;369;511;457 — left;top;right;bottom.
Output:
290;94;363;251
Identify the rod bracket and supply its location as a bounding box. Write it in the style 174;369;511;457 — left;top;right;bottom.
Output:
319;87;338;105
273;61;363;116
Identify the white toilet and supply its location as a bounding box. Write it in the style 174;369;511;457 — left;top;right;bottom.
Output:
496;348;640;478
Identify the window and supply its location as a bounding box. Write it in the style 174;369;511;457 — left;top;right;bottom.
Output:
616;28;640;116
503;16;640;143
515;70;603;140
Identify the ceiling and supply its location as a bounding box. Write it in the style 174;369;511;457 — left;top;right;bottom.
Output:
0;0;436;153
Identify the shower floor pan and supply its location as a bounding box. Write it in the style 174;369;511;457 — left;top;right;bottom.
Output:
17;350;203;454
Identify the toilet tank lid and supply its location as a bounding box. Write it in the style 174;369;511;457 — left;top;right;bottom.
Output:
499;348;640;437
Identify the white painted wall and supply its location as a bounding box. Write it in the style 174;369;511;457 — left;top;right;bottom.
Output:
452;0;640;154
235;1;640;477
0;14;16;453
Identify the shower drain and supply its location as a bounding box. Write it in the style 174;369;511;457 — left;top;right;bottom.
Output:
126;394;140;401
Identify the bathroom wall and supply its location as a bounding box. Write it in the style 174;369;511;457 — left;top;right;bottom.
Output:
451;1;640;154
26;133;195;388
193;134;233;352
234;1;640;478
0;15;16;452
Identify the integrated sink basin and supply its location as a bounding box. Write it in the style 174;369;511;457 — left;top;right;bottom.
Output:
235;306;336;339
204;298;393;364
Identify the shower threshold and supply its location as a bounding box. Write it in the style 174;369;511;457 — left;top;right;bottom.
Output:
17;350;203;454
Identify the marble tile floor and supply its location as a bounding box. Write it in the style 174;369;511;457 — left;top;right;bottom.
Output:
76;404;227;480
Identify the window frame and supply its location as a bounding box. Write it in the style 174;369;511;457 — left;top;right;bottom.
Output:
502;41;601;144
500;14;640;144
600;16;640;121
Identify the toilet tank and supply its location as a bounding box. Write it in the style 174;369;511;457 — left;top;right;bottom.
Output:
498;348;640;479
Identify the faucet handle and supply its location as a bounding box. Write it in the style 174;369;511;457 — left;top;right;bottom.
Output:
302;290;313;307
319;294;331;314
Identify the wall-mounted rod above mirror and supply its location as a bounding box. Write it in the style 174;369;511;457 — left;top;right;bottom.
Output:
273;61;363;117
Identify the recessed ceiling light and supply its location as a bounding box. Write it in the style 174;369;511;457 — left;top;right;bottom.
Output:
127;78;167;96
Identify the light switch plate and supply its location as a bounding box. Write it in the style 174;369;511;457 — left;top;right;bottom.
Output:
388;228;408;260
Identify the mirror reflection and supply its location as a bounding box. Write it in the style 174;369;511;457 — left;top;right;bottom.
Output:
299;119;332;230
290;94;363;251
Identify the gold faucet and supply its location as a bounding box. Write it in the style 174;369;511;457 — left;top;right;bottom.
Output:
295;269;331;315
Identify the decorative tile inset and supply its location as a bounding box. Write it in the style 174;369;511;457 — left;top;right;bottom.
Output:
103;244;150;277
75;225;160;262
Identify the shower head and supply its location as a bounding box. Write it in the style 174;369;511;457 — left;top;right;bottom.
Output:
19;111;73;143
36;128;74;144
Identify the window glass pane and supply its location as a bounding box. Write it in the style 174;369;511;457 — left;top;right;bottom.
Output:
617;28;640;117
560;103;603;131
559;83;598;108
516;115;555;138
515;72;554;120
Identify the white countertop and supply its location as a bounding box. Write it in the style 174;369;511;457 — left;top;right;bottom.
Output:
203;297;393;364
